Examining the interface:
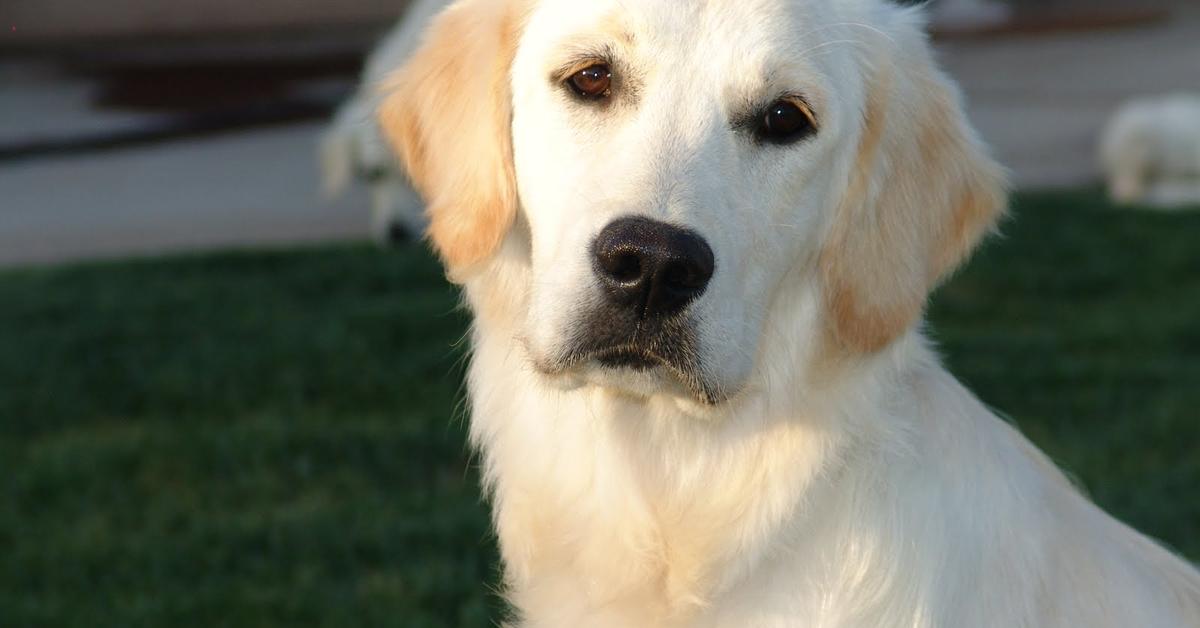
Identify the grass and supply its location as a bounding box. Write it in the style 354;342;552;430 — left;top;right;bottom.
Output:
1;188;1198;626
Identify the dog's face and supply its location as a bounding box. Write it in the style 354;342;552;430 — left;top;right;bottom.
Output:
383;0;1006;405
510;0;847;404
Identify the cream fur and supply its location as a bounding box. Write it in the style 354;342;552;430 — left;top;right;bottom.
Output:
381;0;1200;625
1100;94;1200;209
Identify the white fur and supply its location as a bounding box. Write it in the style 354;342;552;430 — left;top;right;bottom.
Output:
320;0;448;243
1100;94;1200;209
388;0;1200;625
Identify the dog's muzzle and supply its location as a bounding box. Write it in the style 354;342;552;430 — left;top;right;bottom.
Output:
564;216;715;370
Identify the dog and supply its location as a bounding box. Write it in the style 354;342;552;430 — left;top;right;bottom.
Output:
1100;94;1200;209
380;0;1200;625
320;0;446;244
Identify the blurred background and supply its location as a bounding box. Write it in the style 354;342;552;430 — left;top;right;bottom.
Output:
2;0;1198;626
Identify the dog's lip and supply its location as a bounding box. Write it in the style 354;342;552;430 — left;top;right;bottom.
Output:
592;346;663;371
575;346;729;406
524;339;728;406
528;343;664;377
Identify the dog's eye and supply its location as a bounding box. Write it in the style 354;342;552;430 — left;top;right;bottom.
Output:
757;99;816;145
566;64;612;100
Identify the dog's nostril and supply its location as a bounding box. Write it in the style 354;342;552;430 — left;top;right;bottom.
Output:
605;251;643;283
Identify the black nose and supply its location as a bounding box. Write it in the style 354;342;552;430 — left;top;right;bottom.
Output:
592;217;715;319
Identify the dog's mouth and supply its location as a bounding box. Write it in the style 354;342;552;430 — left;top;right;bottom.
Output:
567;311;698;377
521;297;737;405
545;338;683;377
531;324;727;406
593;346;664;371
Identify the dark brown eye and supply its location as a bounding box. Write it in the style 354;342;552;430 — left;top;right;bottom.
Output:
567;64;612;100
758;99;816;144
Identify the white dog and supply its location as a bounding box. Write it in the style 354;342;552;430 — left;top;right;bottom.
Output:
1100;94;1200;209
381;0;1200;626
320;0;447;244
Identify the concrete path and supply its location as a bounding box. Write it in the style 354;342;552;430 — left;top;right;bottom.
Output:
0;123;369;267
1;8;1198;268
0;62;368;267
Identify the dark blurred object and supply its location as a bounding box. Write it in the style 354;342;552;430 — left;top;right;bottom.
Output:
0;50;365;163
3;0;408;49
85;56;357;113
3;0;414;161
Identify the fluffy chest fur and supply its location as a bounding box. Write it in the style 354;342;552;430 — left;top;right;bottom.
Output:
469;339;832;625
467;317;1200;627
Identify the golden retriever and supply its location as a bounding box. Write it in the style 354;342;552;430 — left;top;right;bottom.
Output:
1100;94;1200;209
380;0;1200;625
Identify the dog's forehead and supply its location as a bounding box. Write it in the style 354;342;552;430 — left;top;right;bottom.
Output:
523;0;845;66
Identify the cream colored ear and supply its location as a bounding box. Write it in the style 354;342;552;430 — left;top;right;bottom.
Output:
379;0;527;276
820;41;1008;354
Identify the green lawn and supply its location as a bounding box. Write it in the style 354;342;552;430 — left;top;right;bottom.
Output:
2;189;1198;627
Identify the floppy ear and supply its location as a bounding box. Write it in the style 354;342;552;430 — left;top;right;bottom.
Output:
820;29;1007;354
379;0;527;277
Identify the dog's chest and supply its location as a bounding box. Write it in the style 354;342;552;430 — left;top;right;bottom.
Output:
470;368;836;625
482;413;725;623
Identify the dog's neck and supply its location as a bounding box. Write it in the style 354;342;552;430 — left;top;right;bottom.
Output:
458;257;955;626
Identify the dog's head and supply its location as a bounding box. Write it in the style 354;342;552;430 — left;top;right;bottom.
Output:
382;0;1006;405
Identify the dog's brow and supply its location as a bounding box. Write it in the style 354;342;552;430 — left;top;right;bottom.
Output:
549;43;615;82
544;9;636;80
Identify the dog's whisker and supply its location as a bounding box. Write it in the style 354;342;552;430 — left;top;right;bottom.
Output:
793;39;872;63
795;21;897;45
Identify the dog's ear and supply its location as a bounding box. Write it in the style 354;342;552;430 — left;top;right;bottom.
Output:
379;0;527;277
820;27;1007;354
